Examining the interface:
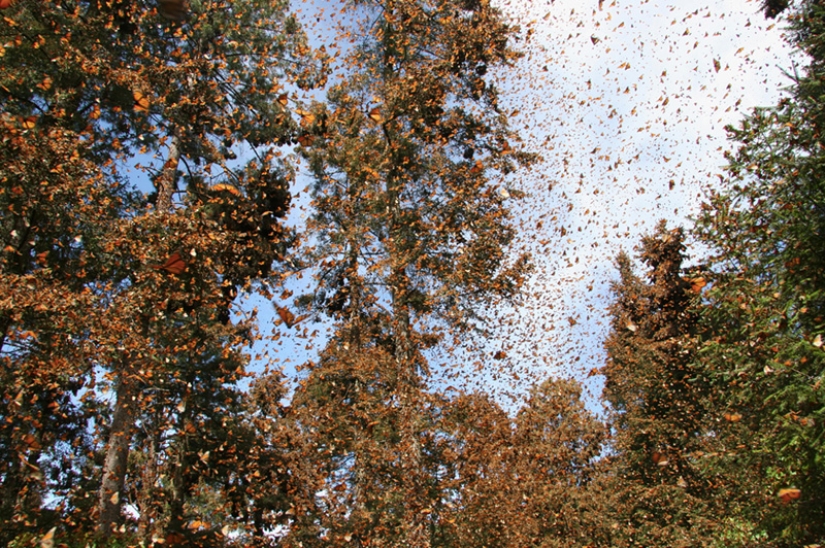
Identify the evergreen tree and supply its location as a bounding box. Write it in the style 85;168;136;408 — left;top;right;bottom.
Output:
292;0;533;545
693;1;825;543
435;378;604;548
600;223;717;547
0;0;325;542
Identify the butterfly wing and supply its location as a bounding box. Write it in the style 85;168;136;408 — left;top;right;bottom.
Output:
133;91;150;113
276;305;295;327
155;252;187;275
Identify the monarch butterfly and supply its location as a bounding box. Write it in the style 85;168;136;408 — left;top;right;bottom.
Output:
689;276;707;293
652;451;669;467
40;527;56;548
276;305;308;328
213;183;242;197
158;0;187;22
778;488;801;504
133;91;150;113
723;411;742;423
276;305;295;327
296;134;315;147
368;106;382;123
154;251;187;275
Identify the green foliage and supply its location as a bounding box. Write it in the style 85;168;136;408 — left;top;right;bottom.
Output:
600;223;720;547
689;1;825;544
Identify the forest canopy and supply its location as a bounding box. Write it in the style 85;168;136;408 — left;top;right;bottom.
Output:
1;0;823;547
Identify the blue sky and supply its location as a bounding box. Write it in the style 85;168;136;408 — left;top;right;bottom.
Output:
479;0;798;403
245;0;798;407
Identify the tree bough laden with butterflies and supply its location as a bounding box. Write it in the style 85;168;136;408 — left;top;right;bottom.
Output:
293;0;534;546
0;0;325;542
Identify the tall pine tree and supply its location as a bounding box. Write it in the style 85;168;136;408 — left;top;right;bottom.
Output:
292;0;533;545
693;1;825;543
1;0;325;542
600;223;716;547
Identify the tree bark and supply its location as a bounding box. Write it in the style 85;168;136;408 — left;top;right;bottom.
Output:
98;374;139;536
155;134;181;212
387;173;430;548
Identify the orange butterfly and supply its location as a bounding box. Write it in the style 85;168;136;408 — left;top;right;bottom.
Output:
296;134;315;147
652;451;669;467
275;305;308;328
133;91;150;113
689;276;707;293
778;488;801;504
0;0;15;9
213;183;242;197
723;411;742;423
154;251;187;275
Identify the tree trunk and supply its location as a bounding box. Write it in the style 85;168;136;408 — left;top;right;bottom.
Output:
137;426;162;544
98;374;139;536
155;134;181;212
388;183;430;548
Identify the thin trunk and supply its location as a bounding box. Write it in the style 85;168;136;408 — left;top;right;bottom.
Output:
392;280;429;548
98;374;139;536
99;127;181;536
137;426;161;543
387;171;430;548
155;134;181;212
166;447;187;538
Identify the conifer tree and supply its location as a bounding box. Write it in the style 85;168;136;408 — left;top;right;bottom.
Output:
600;223;717;547
293;0;533;545
1;0;324;542
693;1;825;543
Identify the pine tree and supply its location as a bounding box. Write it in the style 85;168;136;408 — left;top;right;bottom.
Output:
292;0;533;545
600;223;717;547
1;0;325;542
435;378;604;548
692;1;825;543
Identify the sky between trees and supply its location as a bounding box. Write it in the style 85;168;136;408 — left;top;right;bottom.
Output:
251;0;798;406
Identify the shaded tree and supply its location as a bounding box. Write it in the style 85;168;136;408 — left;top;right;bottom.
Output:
599;223;718;547
0;0;325;542
692;1;825;544
434;377;604;548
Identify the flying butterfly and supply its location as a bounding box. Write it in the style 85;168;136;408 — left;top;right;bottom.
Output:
778;488;801;504
689;277;707;293
368;106;383;123
40;527;56;548
154;251;187;275
158;0;187;22
133;91;150;113
275;305;308;328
